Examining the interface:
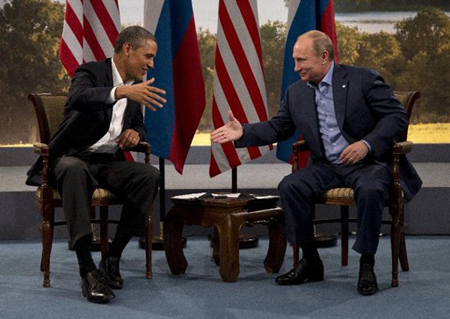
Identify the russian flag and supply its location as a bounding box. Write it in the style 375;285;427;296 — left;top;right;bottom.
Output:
143;0;205;174
276;0;338;164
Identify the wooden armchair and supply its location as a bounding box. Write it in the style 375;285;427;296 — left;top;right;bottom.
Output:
291;91;420;287
28;93;154;287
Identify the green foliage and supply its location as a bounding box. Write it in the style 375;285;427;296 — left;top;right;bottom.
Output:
0;0;69;144
336;7;450;123
197;28;216;131
334;0;450;12
260;21;287;118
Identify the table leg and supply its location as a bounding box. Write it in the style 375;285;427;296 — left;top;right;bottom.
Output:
264;217;287;274
163;216;187;275
211;226;220;266
217;215;241;282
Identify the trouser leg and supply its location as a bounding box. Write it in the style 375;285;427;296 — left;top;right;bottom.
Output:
278;162;342;245
52;156;97;248
341;162;391;255
93;161;160;256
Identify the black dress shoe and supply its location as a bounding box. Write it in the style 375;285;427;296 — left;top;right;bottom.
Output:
357;263;379;296
99;257;123;289
81;270;115;303
275;258;324;285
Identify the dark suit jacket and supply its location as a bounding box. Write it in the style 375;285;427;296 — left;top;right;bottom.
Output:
236;64;422;200
26;58;148;186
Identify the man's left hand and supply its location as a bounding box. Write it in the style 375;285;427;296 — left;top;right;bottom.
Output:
340;141;369;165
116;129;140;150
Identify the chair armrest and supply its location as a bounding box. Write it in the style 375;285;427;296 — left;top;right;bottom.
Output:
126;141;152;165
393;141;413;155
33;142;49;156
292;140;309;153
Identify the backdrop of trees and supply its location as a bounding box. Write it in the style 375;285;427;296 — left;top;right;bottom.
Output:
0;1;448;144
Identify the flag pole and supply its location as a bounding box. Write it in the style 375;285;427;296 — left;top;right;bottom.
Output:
231;166;258;249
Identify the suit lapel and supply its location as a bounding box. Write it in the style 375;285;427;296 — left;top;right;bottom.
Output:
105;59;115;122
332;64;349;132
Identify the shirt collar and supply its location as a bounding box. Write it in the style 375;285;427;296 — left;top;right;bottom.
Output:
111;58;134;86
307;61;334;89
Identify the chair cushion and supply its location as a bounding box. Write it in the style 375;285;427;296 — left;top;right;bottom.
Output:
35;187;120;204
317;188;355;206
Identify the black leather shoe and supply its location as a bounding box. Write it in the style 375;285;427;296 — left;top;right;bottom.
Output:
99;257;123;289
81;270;115;303
275;258;324;285
357;263;379;296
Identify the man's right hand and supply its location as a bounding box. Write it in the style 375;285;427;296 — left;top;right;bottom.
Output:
115;78;166;111
211;110;243;144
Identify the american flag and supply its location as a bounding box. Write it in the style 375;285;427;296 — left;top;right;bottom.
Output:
59;0;120;77
209;0;272;177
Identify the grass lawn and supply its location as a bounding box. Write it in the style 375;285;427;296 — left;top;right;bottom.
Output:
193;123;450;146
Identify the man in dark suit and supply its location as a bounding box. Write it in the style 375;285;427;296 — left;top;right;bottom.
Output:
211;30;421;295
26;26;166;303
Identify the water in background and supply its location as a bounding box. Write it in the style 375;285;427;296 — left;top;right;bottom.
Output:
116;0;449;34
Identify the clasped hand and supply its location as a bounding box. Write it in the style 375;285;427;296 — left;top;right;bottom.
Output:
115;78;166;111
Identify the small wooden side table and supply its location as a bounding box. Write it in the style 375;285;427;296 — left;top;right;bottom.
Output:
163;194;286;282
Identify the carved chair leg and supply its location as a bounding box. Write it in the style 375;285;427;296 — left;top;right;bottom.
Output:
41;207;55;288
340;206;349;266
391;218;401;288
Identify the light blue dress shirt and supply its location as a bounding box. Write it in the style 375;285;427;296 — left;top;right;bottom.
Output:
307;62;350;164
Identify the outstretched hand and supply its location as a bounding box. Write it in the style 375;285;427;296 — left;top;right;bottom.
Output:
211;110;243;144
115;78;166;111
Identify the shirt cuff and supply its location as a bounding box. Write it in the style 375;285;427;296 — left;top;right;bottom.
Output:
361;139;372;152
107;87;117;104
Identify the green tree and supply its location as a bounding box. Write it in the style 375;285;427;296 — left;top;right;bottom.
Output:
0;0;69;144
260;20;287;118
395;7;450;61
335;22;361;64
197;28;216;132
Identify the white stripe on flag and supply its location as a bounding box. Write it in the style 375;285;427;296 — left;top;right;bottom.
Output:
62;21;83;64
143;0;165;34
288;0;302;29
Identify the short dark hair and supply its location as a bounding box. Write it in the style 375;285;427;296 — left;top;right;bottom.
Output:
114;26;157;53
299;30;334;61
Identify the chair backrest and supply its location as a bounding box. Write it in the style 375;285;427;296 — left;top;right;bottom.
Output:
393;91;420;142
28;93;67;144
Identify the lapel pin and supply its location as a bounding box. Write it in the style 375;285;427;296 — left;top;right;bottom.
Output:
342;84;346;88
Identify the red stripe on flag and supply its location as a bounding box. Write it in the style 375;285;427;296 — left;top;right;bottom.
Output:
219;3;268;122
83;18;106;61
90;1;119;47
236;1;264;69
215;50;262;160
169;17;206;174
211;98;242;168
209;150;221;177
59;39;80;77
65;2;83;45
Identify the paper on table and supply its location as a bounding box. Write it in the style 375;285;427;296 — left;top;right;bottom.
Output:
252;195;279;200
211;193;240;198
172;192;207;200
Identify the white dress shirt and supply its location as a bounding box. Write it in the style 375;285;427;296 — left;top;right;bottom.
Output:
88;59;134;154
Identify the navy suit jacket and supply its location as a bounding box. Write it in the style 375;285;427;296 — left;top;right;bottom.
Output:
236;64;422;200
26;59;147;186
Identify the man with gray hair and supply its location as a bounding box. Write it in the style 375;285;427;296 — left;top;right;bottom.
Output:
27;26;166;303
211;30;421;295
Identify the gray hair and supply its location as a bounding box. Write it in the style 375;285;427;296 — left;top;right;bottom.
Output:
299;30;334;61
114;26;157;53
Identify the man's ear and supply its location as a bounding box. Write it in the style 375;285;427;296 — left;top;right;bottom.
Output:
122;42;132;56
321;51;329;63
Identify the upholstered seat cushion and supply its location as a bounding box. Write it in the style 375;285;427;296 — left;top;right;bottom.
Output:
318;188;355;206
35;187;121;205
